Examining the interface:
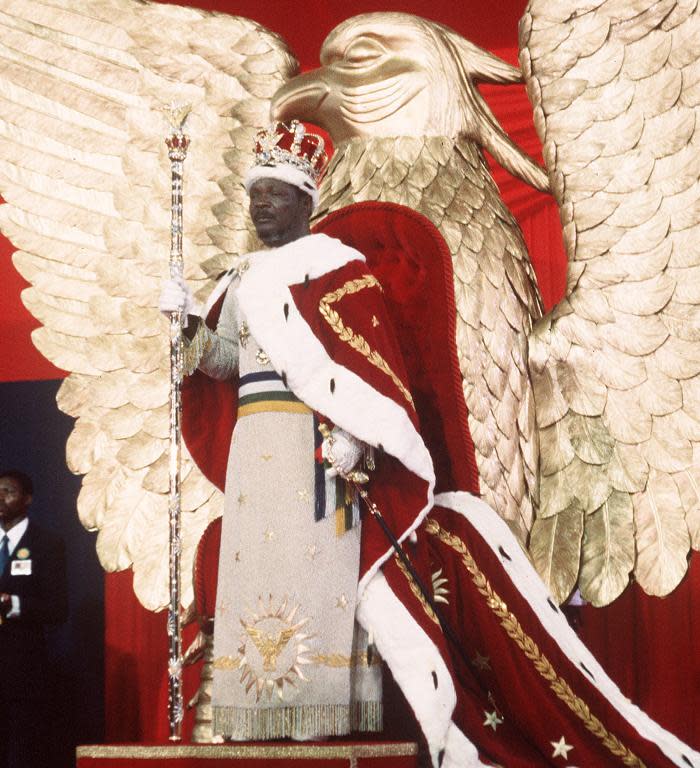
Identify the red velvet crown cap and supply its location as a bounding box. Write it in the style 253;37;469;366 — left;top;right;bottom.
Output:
252;120;329;182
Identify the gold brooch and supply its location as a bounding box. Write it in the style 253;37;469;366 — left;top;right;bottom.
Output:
239;323;250;349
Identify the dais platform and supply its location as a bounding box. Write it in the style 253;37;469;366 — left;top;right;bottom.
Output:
76;741;419;768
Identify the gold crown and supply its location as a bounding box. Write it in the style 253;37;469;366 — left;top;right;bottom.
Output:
252;120;329;183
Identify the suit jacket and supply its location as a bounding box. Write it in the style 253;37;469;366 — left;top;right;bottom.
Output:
0;520;67;699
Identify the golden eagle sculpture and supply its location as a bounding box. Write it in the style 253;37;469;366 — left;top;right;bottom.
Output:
1;0;699;612
273;13;550;550
272;5;700;606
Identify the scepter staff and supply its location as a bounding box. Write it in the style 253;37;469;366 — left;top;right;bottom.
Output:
164;104;192;742
319;423;477;681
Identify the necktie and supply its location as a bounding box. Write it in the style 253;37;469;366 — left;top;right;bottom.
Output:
0;535;9;575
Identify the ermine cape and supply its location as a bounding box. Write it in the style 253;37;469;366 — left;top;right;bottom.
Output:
185;203;698;768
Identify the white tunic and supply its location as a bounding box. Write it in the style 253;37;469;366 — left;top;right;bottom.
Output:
194;249;382;740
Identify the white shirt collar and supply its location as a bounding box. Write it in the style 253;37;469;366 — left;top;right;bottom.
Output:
2;517;29;554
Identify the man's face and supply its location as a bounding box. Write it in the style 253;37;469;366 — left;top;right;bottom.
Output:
249;178;312;247
0;476;30;530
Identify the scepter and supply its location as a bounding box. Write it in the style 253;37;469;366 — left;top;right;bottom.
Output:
319;423;477;680
164;104;191;742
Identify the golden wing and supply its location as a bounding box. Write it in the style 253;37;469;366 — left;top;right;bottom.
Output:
272;13;548;542
521;0;700;604
0;0;297;610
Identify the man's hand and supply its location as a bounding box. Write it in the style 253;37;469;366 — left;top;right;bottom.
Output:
0;592;12;620
159;277;200;326
322;427;363;477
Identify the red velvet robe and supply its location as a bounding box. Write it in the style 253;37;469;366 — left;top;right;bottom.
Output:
186;203;698;767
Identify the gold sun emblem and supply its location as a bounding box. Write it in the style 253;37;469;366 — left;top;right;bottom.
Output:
237;595;315;702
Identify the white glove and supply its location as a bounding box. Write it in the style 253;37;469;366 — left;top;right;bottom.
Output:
322;427;363;478
159;276;200;326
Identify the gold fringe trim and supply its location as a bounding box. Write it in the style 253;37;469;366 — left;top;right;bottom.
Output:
319;275;414;409
76;740;416;759
394;554;440;625
212;701;383;741
425;518;646;768
183;322;213;376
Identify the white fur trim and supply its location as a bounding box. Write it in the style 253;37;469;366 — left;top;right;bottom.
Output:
237;234;436;592
357;572;457;767
442;723;490;768
245;165;319;209
435;491;700;768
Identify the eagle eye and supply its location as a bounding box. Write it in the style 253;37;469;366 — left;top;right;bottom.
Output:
343;37;384;65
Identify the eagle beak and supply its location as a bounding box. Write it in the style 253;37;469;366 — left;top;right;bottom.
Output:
271;71;331;125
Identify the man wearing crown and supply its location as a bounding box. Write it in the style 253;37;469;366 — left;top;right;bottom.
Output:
160;121;700;768
160;120;411;741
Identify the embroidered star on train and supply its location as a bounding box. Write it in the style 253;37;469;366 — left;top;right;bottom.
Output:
297;488;310;502
551;737;573;759
472;651;491;671
483;710;503;731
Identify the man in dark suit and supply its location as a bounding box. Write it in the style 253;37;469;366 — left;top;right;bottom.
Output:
0;469;68;768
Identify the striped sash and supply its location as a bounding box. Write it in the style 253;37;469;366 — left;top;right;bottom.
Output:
238;371;360;534
237;371;311;418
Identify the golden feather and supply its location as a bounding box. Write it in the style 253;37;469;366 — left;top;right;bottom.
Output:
0;0;298;610
522;0;700;603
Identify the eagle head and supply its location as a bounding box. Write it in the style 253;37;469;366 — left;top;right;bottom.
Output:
271;12;548;191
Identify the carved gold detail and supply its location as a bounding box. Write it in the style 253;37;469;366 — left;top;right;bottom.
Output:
519;0;700;604
319;276;414;409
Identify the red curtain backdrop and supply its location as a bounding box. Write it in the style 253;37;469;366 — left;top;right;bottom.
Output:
0;0;697;750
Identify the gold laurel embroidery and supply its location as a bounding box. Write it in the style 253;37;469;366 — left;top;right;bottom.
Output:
425;518;646;768
319;275;414;409
310;652;379;667
394;554;440;625
212;655;242;670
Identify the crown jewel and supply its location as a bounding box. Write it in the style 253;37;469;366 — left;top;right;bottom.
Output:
252;120;329;184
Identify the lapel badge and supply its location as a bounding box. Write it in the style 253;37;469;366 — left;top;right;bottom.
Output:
16;547;30;560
